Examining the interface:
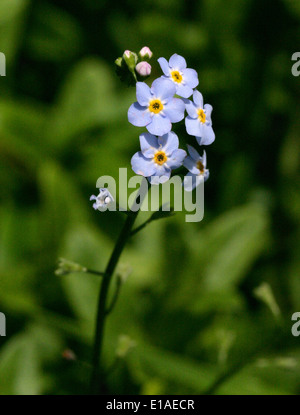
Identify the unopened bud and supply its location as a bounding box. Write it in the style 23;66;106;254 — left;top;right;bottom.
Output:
135;61;151;77
115;57;122;67
104;196;112;204
55;258;87;276
139;46;153;60
123;50;131;58
122;50;138;71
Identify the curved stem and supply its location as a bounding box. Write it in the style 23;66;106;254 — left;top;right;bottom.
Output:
90;211;139;394
105;276;122;316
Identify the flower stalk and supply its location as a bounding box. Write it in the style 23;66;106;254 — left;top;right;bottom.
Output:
90;210;139;394
87;48;215;394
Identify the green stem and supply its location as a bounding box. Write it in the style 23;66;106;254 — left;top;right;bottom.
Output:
86;269;104;277
105;276;122;316
90;211;139;394
130;218;151;237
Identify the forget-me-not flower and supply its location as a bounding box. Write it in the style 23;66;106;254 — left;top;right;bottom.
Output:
184;90;215;145
158;54;199;99
90;188;114;210
128;78;185;136
131;132;186;184
183;145;209;191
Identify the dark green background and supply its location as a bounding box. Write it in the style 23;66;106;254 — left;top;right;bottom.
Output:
0;0;299;395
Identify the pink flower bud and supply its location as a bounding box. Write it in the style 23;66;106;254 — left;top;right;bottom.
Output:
139;46;153;59
122;50;138;71
135;61;151;77
123;50;132;58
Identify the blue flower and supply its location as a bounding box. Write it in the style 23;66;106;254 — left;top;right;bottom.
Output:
90;188;114;210
158;54;199;98
183;145;209;191
184;90;215;145
131;132;187;184
128;78;185;136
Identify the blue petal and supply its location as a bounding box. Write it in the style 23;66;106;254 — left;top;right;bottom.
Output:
204;169;210;182
131;152;156;177
184;99;198;118
201;150;207;168
148;176;159;185
169;54;187;70
183;156;199;174
158;173;171;183
182;68;199;89
158;131;179;156
157;57;170;76
204;103;213;123
128;102;151;127
175;83;193;98
200;125;215;145
166;149;187;169
185;116;202;136
187;144;200;161
147;114;171;136
193;90;203;108
154;163;171;176
163;98;185;122
195;136;202;145
149;171;171;185
151;78;176;102
183;172;197;191
139;132;159;158
136;82;152;106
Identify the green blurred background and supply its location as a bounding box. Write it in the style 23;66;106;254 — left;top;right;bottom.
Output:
0;0;300;395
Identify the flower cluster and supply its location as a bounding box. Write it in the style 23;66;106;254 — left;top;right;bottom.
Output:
55;258;87;276
115;47;153;86
128;52;215;190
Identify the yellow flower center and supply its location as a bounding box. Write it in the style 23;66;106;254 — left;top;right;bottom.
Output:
149;99;163;114
197;108;206;123
171;70;183;84
196;160;205;174
154;151;167;165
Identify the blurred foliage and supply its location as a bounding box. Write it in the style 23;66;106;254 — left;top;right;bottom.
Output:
0;0;299;395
